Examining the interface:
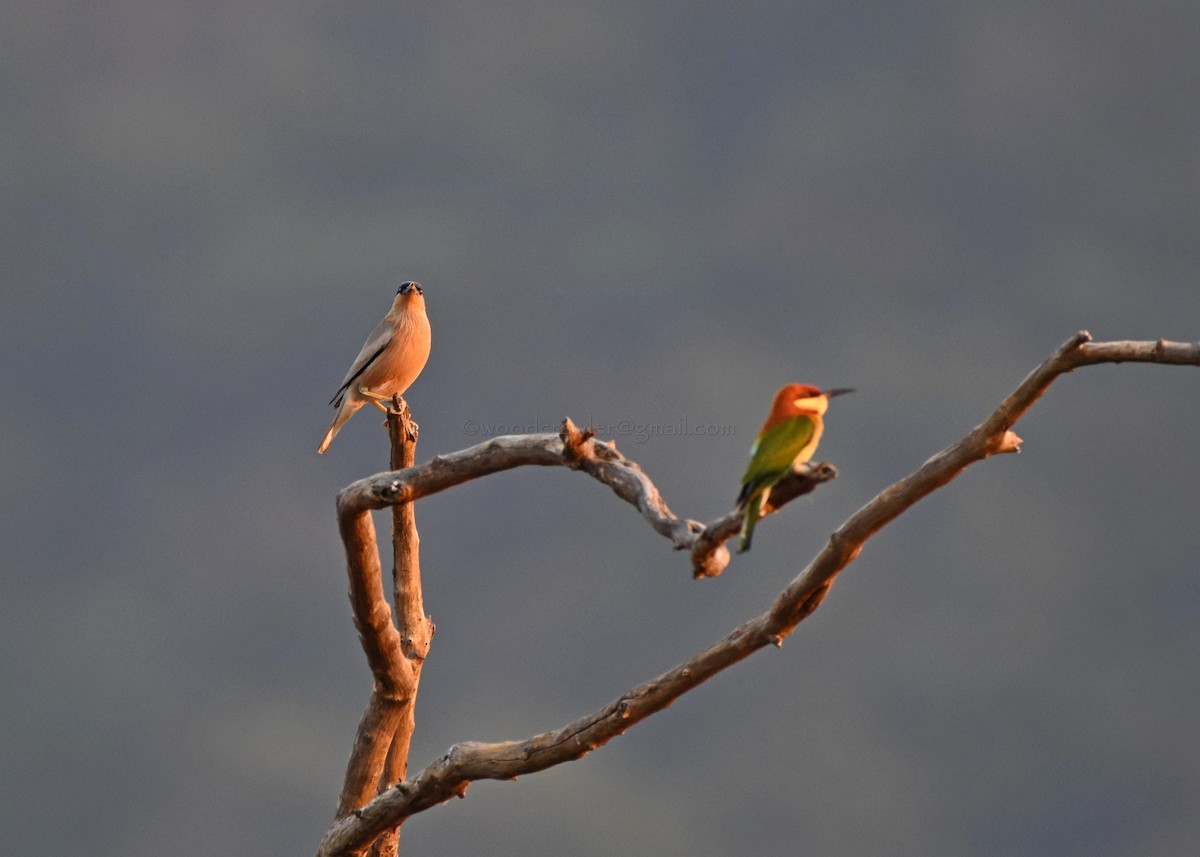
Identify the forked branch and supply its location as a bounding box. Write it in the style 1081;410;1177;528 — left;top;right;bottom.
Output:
319;333;1199;857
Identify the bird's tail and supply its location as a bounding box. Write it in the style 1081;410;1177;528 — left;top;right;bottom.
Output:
736;492;762;554
317;399;362;454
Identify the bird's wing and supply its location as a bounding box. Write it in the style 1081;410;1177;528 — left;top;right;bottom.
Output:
329;317;394;406
738;416;816;497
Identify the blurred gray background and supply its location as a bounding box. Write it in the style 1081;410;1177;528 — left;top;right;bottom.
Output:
3;2;1199;855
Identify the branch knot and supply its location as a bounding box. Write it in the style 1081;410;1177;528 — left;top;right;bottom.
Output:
559;418;596;469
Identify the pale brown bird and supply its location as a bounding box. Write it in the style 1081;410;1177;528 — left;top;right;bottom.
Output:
318;281;431;454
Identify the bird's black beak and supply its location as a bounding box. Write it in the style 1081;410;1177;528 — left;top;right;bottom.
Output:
824;387;855;398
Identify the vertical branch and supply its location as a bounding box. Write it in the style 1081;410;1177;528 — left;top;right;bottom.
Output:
388;397;434;662
336;502;407;825
370;397;434;857
337;700;405;822
335;398;433;857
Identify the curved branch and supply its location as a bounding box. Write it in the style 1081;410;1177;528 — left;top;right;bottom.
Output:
319;333;1199;857
336;418;837;579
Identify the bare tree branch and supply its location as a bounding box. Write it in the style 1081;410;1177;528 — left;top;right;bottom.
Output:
336;418;838;579
388;399;434;664
318;333;1199;857
334;399;431;857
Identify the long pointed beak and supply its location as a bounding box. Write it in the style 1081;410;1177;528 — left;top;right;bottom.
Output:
824;387;855;398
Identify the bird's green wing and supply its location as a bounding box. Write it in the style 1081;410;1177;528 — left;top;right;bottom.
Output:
739;415;817;496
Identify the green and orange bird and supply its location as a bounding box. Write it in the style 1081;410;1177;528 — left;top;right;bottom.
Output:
736;383;853;553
